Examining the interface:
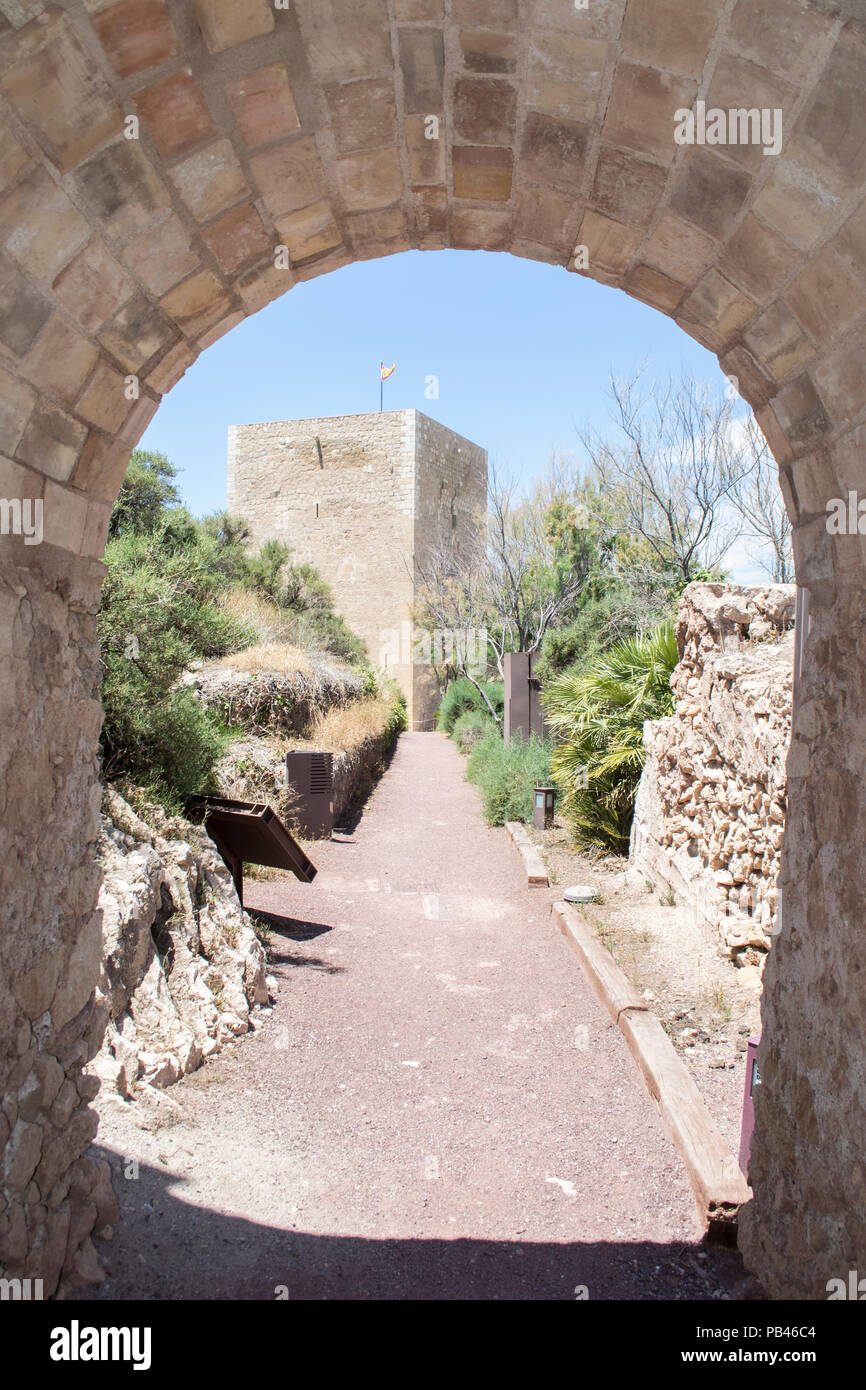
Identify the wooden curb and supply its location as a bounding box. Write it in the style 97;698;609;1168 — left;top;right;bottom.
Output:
554;900;751;1237
504;821;549;886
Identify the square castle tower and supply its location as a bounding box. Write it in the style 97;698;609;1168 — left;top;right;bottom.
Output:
227;409;488;728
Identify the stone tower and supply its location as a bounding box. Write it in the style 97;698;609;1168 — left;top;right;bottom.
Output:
227;409;487;728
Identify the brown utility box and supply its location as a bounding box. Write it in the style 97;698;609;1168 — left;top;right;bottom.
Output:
504;651;547;743
286;750;335;837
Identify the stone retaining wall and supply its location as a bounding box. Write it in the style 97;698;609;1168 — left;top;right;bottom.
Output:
631;583;796;970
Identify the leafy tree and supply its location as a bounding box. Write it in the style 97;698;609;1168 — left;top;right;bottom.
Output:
108;450;181;539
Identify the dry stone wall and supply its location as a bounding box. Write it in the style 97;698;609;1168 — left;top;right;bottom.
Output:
631;583;796;971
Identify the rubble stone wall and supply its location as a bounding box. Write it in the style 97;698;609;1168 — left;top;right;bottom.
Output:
631;583;796;969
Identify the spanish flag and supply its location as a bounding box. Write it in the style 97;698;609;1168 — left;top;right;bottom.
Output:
380;362;396;381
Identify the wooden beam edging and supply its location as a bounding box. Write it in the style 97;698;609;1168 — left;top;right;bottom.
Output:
504;821;549;887
553;899;751;1238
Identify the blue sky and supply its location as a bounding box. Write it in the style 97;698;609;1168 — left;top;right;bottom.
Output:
141;248;728;505
139;247;761;577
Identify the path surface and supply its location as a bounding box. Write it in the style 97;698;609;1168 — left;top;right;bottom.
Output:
86;733;742;1300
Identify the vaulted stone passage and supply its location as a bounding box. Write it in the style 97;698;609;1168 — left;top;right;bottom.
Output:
1;0;865;1297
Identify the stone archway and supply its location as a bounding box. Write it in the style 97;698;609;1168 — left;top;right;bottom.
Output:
1;0;865;1298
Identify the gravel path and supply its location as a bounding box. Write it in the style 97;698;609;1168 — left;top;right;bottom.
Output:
85;733;743;1300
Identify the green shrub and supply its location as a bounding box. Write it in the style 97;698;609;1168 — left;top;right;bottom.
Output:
436;677;504;733
382;688;408;754
465;728;551;826
99;451;372;808
544;624;678;852
451;709;495;754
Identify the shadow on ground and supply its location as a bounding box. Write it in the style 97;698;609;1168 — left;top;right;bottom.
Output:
74;1150;747;1302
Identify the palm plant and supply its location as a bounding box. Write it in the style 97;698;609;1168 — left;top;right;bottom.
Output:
544;623;678;851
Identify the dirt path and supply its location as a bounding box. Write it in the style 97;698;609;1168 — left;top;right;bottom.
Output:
83;733;743;1301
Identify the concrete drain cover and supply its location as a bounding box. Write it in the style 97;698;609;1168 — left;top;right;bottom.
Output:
564;885;596;903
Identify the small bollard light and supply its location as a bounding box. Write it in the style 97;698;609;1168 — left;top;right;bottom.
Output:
533;784;556;831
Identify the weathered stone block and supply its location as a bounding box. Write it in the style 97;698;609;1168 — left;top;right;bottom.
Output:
452;0;517;22
202;203;271;273
533;0;623;38
75;142;170;242
753;148;845;252
590;145;668;228
704;54;796;173
97;296;175;373
799;29;866;188
772;372;831;451
75;360;130;433
251;138;327;220
294;0;392;83
413;186;448;244
603;62;696;161
134;70;216;159
192;0;274;54
718;345;775;410
0;168;89;285
122;213;200;297
744;301;815;383
405;114;446;184
70;433;134;503
274;201;343;263
669;148;751;239
578;209;640;274
52;239;134;335
0;363;35;455
0;124;29;193
335;148;403;211
0;258;51;357
639;212;715;284
93;0;180;78
22;319;99;409
626;263;686;313
784;250;866;348
452;144;513;201
160;270;232;338
399;27;445;114
169;139;250;223
346;207;411;259
519;111;587;190
0;12;121;174
324;78;397;154
144;341;197;396
451;206;510;251
454;78;516;144
812;339;866;433
235;261;295;315
678;268;757;349
728;0;834;82
718;213;797;303
17;405;87;484
515;183;577;251
226;64;301;148
459;29;517;74
621;0;722;73
527;32;606;124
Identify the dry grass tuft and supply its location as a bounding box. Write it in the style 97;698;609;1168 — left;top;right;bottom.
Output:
300;696;395;753
220;642;313;676
220;586;296;645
